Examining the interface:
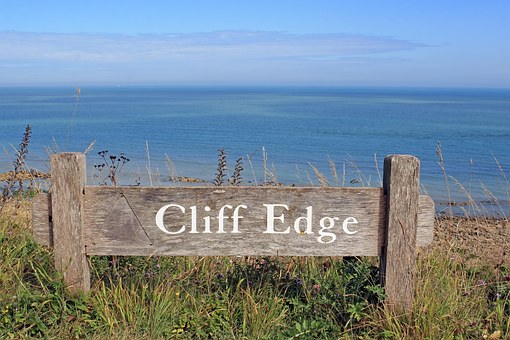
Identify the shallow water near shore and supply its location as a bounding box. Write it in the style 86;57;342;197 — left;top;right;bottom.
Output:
1;86;509;215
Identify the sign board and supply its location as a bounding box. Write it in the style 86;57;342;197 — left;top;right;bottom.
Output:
32;153;435;313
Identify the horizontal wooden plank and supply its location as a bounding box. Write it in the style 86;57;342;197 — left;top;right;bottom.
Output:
83;186;386;256
417;195;435;247
32;193;52;247
32;189;436;254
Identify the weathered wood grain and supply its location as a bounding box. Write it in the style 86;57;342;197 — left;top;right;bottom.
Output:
83;186;386;256
31;152;436;311
50;153;90;293
381;155;420;313
32;192;435;251
32;192;52;247
417;195;435;247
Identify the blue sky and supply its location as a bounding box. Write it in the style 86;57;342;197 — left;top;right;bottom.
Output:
0;1;509;87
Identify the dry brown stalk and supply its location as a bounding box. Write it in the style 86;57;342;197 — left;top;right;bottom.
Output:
308;162;330;187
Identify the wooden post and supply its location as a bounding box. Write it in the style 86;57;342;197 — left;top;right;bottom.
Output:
381;155;420;312
50;153;90;293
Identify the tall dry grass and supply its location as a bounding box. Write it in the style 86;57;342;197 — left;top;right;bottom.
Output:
1;128;509;338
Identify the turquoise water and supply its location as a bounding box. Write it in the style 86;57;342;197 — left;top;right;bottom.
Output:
1;86;509;214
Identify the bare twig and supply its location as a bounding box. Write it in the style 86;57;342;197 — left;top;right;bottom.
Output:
146;141;152;187
436;141;453;216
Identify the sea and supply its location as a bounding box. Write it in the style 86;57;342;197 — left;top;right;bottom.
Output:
1;86;509;216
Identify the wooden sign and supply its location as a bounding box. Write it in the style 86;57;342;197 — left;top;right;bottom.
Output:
32;153;435;313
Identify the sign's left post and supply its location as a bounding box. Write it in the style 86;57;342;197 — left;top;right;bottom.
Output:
50;152;91;293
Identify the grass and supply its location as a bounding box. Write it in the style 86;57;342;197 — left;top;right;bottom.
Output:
361;247;510;338
0;201;386;338
1;197;509;338
1;131;509;338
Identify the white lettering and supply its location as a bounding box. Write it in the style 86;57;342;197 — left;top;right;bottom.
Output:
342;217;359;235
217;205;233;233
293;206;314;234
203;206;212;233
263;204;290;234
317;217;338;243
190;205;198;233
155;202;360;243
155;204;186;235
232;205;247;233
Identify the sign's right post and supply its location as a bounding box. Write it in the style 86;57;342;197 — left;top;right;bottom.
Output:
381;155;420;313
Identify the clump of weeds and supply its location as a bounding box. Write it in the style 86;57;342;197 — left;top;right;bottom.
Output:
213;148;244;186
93;150;130;186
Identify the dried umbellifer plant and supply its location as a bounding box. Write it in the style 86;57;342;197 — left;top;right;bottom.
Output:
94;150;130;186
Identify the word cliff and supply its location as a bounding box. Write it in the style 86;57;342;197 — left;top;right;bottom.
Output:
155;203;359;244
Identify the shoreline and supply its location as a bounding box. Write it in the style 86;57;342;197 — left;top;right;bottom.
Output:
1;168;508;218
428;215;510;267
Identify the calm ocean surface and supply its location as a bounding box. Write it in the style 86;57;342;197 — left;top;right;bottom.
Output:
1;86;509;214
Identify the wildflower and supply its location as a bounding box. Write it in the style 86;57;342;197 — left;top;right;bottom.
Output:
312;283;321;294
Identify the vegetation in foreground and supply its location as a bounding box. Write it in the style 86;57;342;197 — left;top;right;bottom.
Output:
1;127;509;338
0;198;509;339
